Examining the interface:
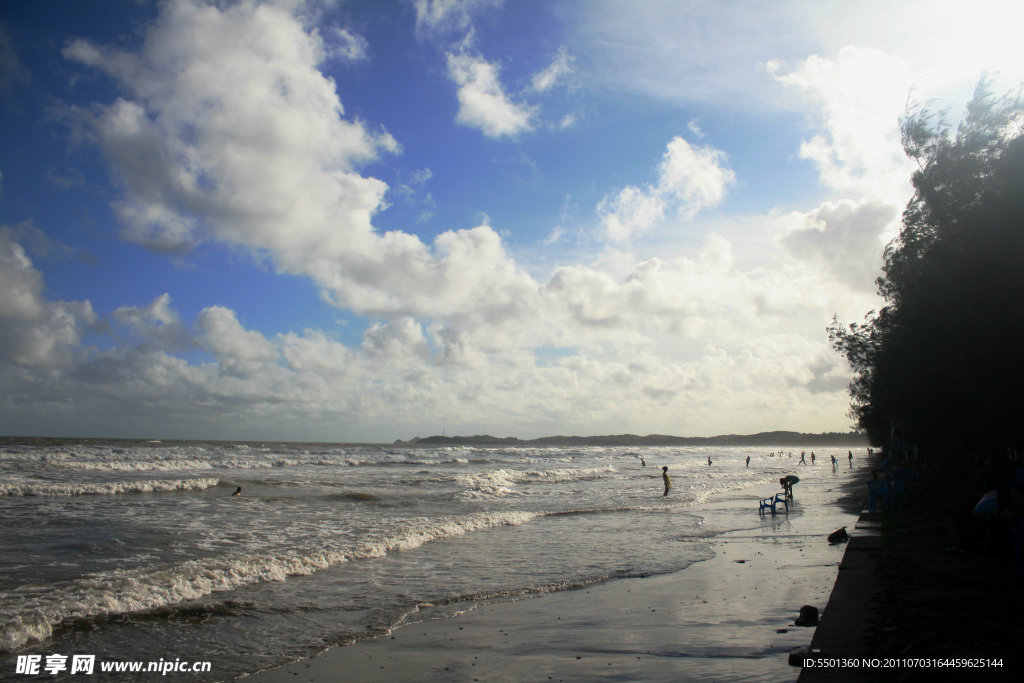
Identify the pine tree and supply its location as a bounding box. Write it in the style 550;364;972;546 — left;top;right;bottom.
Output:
829;76;1024;460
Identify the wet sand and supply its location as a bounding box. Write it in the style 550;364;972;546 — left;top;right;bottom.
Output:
245;465;867;682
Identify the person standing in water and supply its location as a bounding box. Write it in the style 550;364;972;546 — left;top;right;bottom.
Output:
662;466;672;496
707;456;713;466
745;455;750;468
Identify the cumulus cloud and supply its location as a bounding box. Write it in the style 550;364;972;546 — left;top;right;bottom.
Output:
769;46;916;201
599;136;734;241
7;0;874;441
0;217;856;441
657;136;736;213
764;46;918;297
113;293;192;352
779;198;898;292
62;0;546;322
447;52;535;138
0;228;96;369
196;306;280;379
64;0;396;254
597;185;665;243
414;1;572;138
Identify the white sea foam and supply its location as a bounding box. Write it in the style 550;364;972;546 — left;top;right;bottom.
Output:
457;465;617;498
0;477;221;497
0;508;543;652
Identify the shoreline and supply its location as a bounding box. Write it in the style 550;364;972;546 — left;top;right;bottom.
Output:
243;465;868;682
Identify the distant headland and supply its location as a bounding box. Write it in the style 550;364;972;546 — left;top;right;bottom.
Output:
394;431;867;447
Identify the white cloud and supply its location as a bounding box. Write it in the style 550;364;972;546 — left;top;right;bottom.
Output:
64;0;397;254
779;198;899;292
530;46;574;92
0;220;857;440
10;0;890;441
597;185;665;243
196;306;279;378
328;27;368;62
63;1;547;323
598;136;734;242
447;52;534;138
760;46;923;301
571;0;1024;113
0;228;96;369
113;293;192;351
657;137;736;215
769;46;916;201
412;0;499;39
412;2;569;139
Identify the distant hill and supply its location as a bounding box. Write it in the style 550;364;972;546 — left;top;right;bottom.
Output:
395;431;868;447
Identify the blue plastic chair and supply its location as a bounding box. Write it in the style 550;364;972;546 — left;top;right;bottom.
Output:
759;491;789;515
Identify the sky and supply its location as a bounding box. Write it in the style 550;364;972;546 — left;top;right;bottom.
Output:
1;0;1022;443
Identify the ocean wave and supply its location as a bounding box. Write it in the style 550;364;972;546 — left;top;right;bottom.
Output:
3;452;480;473
457;465;618;498
0;477;221;497
0;508;543;652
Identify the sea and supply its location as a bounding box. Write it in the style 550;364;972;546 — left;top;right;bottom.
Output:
0;438;854;680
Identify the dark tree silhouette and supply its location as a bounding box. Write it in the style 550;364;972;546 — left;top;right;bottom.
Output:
829;76;1024;462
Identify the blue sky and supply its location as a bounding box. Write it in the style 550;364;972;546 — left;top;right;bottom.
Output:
1;0;1021;442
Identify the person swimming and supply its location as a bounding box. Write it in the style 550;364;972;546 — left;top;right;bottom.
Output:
662;466;672;496
231;487;242;496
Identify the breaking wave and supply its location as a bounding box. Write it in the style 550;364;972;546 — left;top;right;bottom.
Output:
0;478;221;497
0;508;542;652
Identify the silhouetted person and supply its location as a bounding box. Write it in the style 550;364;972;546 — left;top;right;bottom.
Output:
662;466;672;496
780;475;798;497
745;455;750;468
707;456;712;466
232;487;242;496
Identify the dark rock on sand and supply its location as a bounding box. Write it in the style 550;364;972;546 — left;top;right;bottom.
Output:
794;605;819;626
827;527;849;544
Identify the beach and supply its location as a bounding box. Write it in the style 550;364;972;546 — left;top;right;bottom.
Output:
1;440;869;681
6;445;1019;683
247;461;866;682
